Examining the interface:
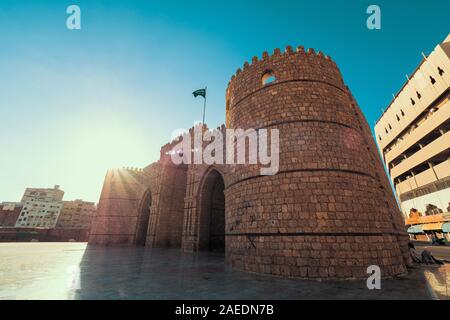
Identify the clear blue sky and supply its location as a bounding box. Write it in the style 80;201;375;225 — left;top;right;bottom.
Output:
0;0;449;203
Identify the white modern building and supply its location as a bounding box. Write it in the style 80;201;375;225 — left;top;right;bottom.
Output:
375;34;450;217
15;185;64;228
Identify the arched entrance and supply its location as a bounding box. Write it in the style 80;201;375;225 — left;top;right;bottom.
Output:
135;190;152;246
198;169;225;252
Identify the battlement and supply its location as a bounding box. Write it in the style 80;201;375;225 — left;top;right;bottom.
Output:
229;45;334;84
159;123;206;160
122;167;144;172
226;45;344;110
229;46;336;83
159;123;227;164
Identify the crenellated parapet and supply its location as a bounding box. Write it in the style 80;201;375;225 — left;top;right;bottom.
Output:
226;45;344;123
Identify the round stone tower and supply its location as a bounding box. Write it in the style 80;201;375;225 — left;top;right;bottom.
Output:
224;46;410;279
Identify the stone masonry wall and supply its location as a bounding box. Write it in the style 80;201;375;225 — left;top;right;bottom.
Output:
89;168;150;246
89;141;188;248
223;45;410;279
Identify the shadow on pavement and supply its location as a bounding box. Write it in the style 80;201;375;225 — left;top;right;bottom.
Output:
74;245;434;300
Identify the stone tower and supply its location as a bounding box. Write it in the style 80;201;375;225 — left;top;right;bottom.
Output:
224;46;410;279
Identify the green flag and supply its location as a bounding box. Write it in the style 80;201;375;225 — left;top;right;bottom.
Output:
192;88;206;98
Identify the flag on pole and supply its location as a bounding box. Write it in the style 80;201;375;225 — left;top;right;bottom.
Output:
192;87;207;124
192;88;206;98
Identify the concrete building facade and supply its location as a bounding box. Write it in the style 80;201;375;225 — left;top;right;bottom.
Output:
15;186;64;228
89;45;410;279
0;202;23;227
375;34;450;218
56;200;96;229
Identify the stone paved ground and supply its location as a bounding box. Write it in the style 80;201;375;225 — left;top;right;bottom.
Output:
420;264;450;299
0;243;447;300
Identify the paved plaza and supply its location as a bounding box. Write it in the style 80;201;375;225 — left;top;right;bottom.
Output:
0;243;448;300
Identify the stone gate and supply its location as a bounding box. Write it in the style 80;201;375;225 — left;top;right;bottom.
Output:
89;45;411;279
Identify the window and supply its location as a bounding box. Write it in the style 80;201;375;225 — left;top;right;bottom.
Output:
416;91;421;99
378;135;382;141
401;109;405;116
388;124;392;130
411;98;415;106
430;76;436;85
385;128;388;134
261;70;276;85
396;115;400;121
438;67;444;76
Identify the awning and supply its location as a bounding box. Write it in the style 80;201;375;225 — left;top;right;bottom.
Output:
443;223;450;233
407;225;424;234
422;223;443;231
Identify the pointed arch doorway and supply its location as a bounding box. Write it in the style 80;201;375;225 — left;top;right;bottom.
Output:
198;169;225;252
135;190;152;246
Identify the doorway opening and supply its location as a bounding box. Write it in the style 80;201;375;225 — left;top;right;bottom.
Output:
199;170;225;252
135;190;152;246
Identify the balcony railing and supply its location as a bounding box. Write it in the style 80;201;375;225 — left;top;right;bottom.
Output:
396;160;450;195
385;101;450;165
391;131;450;179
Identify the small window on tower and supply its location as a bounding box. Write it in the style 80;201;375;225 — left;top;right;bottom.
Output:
411;98;415;106
261;70;276;85
438;67;444;76
416;91;421;99
401;109;405;116
396;114;400;121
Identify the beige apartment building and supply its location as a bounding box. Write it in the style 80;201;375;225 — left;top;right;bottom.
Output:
375;34;450;219
15;185;64;228
56;199;96;229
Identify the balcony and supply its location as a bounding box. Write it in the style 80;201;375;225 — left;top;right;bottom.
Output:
396;160;450;195
385;100;450;165
391;131;450;179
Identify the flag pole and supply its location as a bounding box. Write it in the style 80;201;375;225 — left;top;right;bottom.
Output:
202;86;207;124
